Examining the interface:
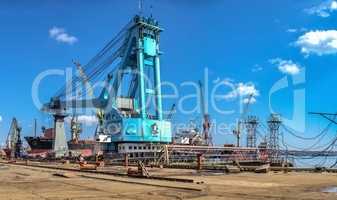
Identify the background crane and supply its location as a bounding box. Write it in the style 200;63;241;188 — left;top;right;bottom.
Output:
198;80;212;146
166;103;176;121
233;93;254;147
5;118;22;159
72;61;105;141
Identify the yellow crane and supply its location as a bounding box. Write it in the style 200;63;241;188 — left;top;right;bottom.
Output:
73;61;105;136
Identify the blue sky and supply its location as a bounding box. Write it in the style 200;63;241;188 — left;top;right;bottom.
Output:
0;0;336;148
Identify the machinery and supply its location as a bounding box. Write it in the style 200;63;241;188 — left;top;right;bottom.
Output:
73;61;105;137
5;118;22;159
70;115;82;143
198;81;212;146
42;15;172;155
173;81;212;146
233;94;254;147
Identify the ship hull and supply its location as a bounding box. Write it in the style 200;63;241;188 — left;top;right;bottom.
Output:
25;136;53;150
68;141;95;157
25;136;95;157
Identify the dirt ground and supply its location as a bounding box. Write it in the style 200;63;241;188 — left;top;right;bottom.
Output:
0;164;336;200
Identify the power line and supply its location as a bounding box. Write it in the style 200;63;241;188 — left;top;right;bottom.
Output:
281;118;335;140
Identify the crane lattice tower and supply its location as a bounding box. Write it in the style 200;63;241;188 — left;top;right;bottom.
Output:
267;114;282;160
245;116;259;148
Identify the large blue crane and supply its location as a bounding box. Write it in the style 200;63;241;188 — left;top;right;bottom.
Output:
42;15;172;156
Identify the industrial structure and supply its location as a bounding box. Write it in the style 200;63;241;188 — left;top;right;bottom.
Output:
1;13;335;172
233;94;255;147
42;15;172;157
198;80;212;146
245;116;259;148
4;118;22;159
267;114;282;162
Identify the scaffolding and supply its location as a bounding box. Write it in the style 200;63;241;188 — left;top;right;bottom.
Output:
267;114;282;162
245;116;259;148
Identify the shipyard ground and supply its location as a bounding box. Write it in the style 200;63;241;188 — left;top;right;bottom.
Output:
0;164;337;200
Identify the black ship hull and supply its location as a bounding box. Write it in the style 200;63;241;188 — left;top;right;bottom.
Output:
25;136;95;157
25;136;53;150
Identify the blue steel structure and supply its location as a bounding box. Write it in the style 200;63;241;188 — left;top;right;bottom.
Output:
43;15;172;145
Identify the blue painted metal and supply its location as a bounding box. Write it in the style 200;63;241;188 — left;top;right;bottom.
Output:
42;16;172;147
46;15;172;144
154;55;163;120
109;118;171;143
103;15;171;143
144;37;157;56
137;38;147;120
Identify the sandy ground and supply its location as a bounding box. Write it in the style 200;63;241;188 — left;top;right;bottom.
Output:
0;164;337;200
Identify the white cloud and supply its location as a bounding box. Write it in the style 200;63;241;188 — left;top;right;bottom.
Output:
278;64;300;75
49;26;78;45
332;1;337;9
236;83;259;97
270;58;301;75
252;64;263;72
295;30;337;56
0;116;2;123
305;0;337;18
222;81;259;104
243;97;256;104
66;115;97;125
222;90;237;100
49;27;64;37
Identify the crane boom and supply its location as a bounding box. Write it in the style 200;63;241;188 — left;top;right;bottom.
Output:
74;60;94;98
167;104;176;121
198;80;212;146
73;61;105;123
